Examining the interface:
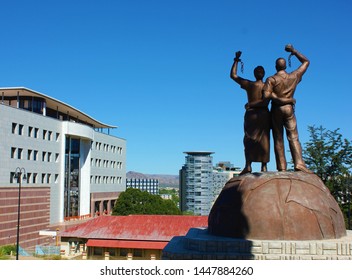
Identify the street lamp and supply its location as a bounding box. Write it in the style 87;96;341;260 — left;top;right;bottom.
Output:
14;167;26;260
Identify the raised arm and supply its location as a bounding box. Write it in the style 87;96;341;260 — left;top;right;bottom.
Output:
285;44;310;74
230;51;245;84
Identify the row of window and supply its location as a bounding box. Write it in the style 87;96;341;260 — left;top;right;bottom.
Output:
94;141;123;154
10;172;59;184
12;122;60;142
90;176;123;185
127;184;159;189
90;158;123;169
11;147;59;162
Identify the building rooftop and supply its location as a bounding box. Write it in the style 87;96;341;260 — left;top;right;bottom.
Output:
0;87;116;129
184;151;214;156
61;215;208;242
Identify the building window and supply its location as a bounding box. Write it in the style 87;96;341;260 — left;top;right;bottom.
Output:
33;173;38;184
94;247;103;256
28;126;33;137
42;151;47;162
34;150;38;161
64;137;80;218
56;133;60;141
119;248;129;257
34;128;39;138
48;131;52;141
17;148;23;159
43;130;47;140
11;147;16;158
18;124;24;135
55;153;59;162
27;173;32;183
10;172;16;183
27;149;32;160
133;249;143;258
12;123;17;134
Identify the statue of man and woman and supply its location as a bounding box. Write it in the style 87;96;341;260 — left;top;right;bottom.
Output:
230;44;312;174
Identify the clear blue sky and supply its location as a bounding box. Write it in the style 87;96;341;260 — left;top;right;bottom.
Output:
2;0;351;175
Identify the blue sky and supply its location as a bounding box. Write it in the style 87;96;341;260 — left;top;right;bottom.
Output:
2;0;351;175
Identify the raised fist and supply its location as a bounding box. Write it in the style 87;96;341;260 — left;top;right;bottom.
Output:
235;51;242;59
285;44;294;53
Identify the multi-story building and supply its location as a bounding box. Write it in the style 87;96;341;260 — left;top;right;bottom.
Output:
179;151;214;215
212;161;241;202
0;87;126;248
179;154;241;215
126;178;159;195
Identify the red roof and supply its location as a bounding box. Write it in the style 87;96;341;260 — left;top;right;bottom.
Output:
86;239;168;249
61;215;208;242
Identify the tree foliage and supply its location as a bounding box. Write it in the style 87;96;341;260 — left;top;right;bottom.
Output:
112;188;181;216
302;125;352;228
302;125;352;199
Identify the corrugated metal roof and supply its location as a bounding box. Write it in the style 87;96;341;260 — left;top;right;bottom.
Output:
61;215;208;241
86;239;168;249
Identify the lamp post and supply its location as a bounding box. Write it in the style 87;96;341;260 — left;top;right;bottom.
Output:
14;167;26;260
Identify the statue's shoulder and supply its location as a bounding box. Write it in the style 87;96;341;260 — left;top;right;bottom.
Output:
265;74;278;85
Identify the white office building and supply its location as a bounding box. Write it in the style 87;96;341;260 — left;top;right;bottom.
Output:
0;87;126;248
179;151;214;215
126;178;160;195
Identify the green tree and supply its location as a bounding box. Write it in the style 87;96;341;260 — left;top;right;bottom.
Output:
302;125;352;227
112;188;181;216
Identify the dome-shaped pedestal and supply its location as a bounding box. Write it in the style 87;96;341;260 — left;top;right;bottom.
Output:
208;172;346;240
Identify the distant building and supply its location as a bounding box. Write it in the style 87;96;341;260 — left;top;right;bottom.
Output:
179;153;241;215
126;178;159;195
213;162;241;201
0;87;126;249
160;194;173;200
179;151;214;215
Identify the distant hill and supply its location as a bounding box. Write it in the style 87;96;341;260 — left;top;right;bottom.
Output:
126;171;179;188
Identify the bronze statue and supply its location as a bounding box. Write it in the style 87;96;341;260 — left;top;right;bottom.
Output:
230;51;271;175
263;44;312;173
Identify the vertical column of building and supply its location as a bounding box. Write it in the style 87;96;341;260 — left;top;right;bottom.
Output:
180;151;214;216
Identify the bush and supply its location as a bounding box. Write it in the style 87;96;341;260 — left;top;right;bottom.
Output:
0;245;16;256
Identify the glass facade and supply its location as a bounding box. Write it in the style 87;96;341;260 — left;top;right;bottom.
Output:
184;152;214;215
64;137;80;217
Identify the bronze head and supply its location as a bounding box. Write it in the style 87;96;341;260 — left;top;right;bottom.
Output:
275;58;287;71
254;66;265;80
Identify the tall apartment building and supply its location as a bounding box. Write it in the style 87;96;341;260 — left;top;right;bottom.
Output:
179;151;214;215
0;87;126;248
179;154;240;215
126;178;159;195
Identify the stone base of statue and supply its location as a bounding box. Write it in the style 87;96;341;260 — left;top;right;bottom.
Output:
162;172;351;260
162;227;352;260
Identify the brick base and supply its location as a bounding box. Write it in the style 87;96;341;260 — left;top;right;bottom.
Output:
0;187;50;249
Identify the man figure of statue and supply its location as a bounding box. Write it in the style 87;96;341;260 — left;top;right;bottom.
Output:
230;51;271;175
263;44;312;173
